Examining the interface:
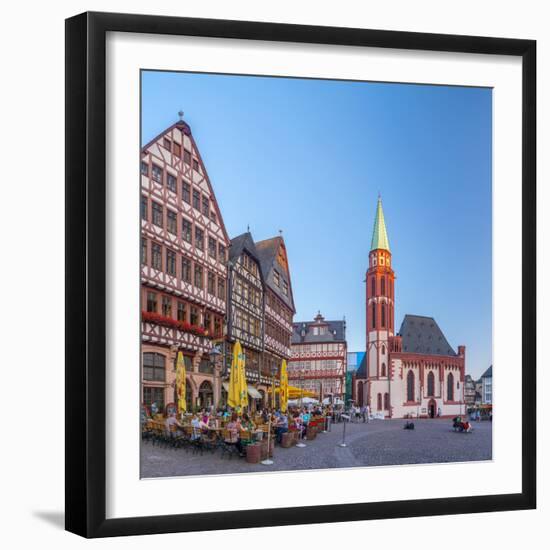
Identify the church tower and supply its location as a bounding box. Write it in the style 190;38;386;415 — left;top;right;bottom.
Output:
366;197;396;392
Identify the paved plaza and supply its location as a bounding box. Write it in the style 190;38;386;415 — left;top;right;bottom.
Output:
141;418;492;478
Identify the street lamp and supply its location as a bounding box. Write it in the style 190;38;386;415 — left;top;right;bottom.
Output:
261;363;279;466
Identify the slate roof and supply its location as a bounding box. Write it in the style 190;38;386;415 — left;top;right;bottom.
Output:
291;313;346;344
481;365;492;379
255;236;296;312
398;314;457;356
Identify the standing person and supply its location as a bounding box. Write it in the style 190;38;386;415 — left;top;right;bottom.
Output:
366;403;370;423
360;404;367;423
274;413;289;444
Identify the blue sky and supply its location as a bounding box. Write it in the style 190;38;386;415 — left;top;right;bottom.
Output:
142;71;492;379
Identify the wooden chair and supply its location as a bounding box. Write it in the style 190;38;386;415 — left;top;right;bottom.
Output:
220;429;240;460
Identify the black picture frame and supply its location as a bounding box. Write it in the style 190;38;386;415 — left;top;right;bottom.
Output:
65;11;536;538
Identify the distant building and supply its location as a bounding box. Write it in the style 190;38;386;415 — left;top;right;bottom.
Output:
481;365;493;405
464;374;477;408
346;352;365;403
289;312;347;401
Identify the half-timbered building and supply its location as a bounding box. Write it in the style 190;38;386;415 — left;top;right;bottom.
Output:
140;115;230;413
289;313;348;401
225;232;267;409
255;236;296;406
352;197;466;418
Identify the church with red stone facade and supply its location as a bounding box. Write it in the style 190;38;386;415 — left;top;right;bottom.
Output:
352;198;466;419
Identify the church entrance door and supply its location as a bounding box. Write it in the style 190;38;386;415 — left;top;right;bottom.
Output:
428;399;437;418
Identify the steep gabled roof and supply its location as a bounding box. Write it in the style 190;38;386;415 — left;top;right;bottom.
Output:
398;314;457;357
291;315;346;344
481;365;492;379
255;236;296;312
229;232;265;286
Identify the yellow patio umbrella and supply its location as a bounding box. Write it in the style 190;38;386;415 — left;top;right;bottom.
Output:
228;340;248;410
175;351;186;414
280;359;289;413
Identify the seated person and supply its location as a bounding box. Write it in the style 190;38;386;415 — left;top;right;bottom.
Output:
165;412;183;437
275;413;289;444
225;413;244;455
190;414;202;440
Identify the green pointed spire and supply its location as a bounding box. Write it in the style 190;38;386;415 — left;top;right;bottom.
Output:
370;196;390;252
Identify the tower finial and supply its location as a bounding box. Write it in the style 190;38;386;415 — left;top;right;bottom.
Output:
178;110;184;121
247;224;250;233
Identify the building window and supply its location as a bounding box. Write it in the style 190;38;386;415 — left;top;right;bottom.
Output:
181;257;191;283
218;278;226;300
381;304;386;327
447;372;454;401
194;265;203;289
384;393;390;410
208;237;217;259
193;158;200;172
177;301;186;322
382;345;386;355
202;196;210;217
143;352;165;382
192;189;201;210
140;161;148;176
371;277;375;296
182;218;192;243
143;386;164;412
152;164;163;183
204;311;211;333
183;149;191;165
427;371;435;396
167;210;177;235
190;306;199;325
381;277;386;296
141;196;148;220
173;142;181;157
167;173;177;193
182;181;191;203
214;316;222;338
218;243;226;264
274;271;280;287
161;295;172;317
166;249;176;276
141;238;147;265
372;302;376;328
282;280;288;296
381;363;386;377
207;271;215;295
152;202;163;227
146;291;157;312
377;393;382;410
407;370;415;402
152;243;162;270
163;137;171;150
195;227;204;250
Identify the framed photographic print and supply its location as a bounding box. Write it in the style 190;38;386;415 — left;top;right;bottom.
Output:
65;11;536;538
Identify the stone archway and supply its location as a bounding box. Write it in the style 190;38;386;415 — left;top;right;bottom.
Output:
198;380;214;409
428;398;437;419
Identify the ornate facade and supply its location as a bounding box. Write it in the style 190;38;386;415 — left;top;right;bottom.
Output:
226;232;268;408
353;198;466;418
255;236;296;404
289;313;347;400
140;116;230;413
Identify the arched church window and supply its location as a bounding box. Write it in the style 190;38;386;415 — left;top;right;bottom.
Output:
407;370;415;402
447;372;454;401
371;277;376;296
381;277;386;296
382;345;386;355
384;393;390;410
372;302;376;328
381;363;386;377
381;304;386;327
377;393;382;410
427;371;435;396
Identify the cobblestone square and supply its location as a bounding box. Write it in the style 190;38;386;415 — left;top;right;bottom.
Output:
141;418;492;478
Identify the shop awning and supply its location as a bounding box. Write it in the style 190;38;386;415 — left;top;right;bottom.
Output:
222;382;262;399
247;386;263;399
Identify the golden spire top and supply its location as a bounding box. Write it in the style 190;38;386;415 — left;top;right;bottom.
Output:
370;196;390;252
